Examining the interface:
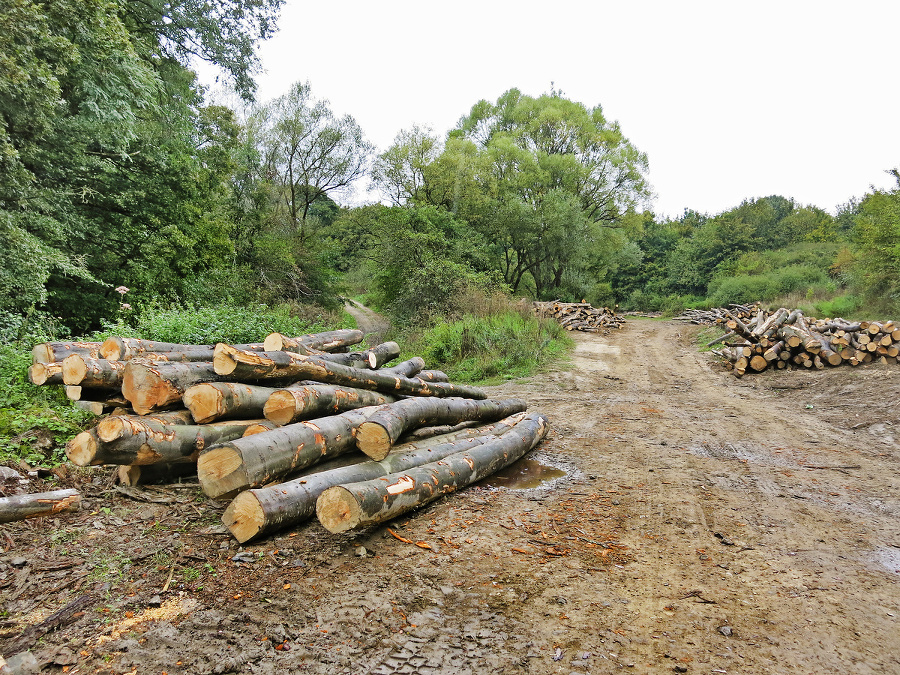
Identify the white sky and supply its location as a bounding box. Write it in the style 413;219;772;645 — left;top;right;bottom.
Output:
229;0;900;217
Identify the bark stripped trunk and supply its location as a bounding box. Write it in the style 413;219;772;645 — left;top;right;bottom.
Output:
223;412;530;543
316;413;550;533
213;344;487;400
0;489;81;523
262;384;398;426
196;407;381;500
355;397;528;461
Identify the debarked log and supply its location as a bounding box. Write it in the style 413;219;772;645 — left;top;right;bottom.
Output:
263;384;399;426
316;413;550;532
355;397;528;461
0;489;81;524
196;406;381;500
224;412;531;543
213;344;487;400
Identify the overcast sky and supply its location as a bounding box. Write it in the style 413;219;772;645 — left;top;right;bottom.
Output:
230;0;899;217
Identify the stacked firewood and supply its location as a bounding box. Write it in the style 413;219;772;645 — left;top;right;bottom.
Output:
696;307;900;377
29;330;550;540
673;303;760;326
533;301;626;332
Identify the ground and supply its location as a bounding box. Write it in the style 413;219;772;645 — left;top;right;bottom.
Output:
1;319;899;674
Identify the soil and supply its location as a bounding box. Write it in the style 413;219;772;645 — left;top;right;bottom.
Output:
2;319;899;674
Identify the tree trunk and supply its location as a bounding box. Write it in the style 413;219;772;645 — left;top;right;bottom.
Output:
196;406;381;500
100;337;266;362
67;415;261;466
183;382;309;424
32;342;102;365
262;384;399;426
355;397;528;461
61;356;127;387
0;489;81;524
213;344;487;400
223;412;532;543
263;329;365;353
316;413;550;533
122;361;232;415
28;362;64;386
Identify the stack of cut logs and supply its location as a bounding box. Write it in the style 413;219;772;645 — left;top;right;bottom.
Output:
689;306;900;377
533;301;626;332
28;330;550;541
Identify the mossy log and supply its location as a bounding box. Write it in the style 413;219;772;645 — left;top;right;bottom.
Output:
196;406;381;500
28;362;64;386
0;489;81;524
262;384;399;426
67;414;261;466
316;413;550;533
355;397;528;461
213;344;487;400
222;413;529;542
263;329;365;354
32;341;102;365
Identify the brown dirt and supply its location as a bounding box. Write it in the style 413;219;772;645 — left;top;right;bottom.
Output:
2;319;899;674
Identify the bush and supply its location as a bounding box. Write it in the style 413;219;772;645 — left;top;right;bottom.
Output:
410;310;572;384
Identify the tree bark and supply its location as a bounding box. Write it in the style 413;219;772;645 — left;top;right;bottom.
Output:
28;362;64;386
61;356;127;387
67;415;261;466
32;342;102;365
0;489;81;524
262;384;399;426
223;412;532;543
263;329;365;353
196;406;381;500
316;413;550;533
355;397;528;461
213;344;487;400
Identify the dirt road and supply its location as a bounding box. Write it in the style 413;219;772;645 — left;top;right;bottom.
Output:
2;320;899;674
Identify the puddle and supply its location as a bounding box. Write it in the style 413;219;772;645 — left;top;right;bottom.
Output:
482;458;567;490
872;547;900;575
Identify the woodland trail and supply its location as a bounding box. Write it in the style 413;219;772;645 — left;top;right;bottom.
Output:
3;320;899;674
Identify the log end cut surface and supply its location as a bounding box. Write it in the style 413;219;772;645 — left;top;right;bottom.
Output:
197;446;247;499
356;422;392;461
222;491;265;543
183;384;224;424
66;431;97;467
316;486;360;533
262;390;297;426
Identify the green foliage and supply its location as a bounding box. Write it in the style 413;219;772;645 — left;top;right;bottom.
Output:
813;294;861;319
412;311;572;384
849;171;900;311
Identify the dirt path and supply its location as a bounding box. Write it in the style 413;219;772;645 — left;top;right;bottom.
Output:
2;321;899;674
344;300;390;342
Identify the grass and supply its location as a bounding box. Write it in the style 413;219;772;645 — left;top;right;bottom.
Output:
405;309;573;385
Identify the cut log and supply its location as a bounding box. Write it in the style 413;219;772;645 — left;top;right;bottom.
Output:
316;413;550;533
197;406;381;500
242;420;281;436
68;415;261;466
64;386;127;405
415;370;450;383
0;489;81;524
100;337;265;362
224;412;532;543
213;344;487;399
355;397;528;461
32;342;102;365
263;329;365;353
123;361;234;415
748;355;768;372
117;463;197;486
378;357;425;378
61;356;127;387
263;384;399;426
28;362;64;386
317;342;400;369
183;382;312;424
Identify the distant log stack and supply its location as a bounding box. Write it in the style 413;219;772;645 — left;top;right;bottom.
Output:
677;304;900;376
31;326;552;539
533;301;626;333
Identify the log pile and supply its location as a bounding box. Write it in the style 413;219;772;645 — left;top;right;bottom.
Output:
29;329;551;539
533;301;626;333
686;305;900;377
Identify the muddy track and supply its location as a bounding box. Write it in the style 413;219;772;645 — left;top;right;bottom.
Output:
2;320;899;674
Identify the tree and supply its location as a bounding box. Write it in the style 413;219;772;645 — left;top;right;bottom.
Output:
851;169;900;307
371;125;441;206
255;82;373;244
